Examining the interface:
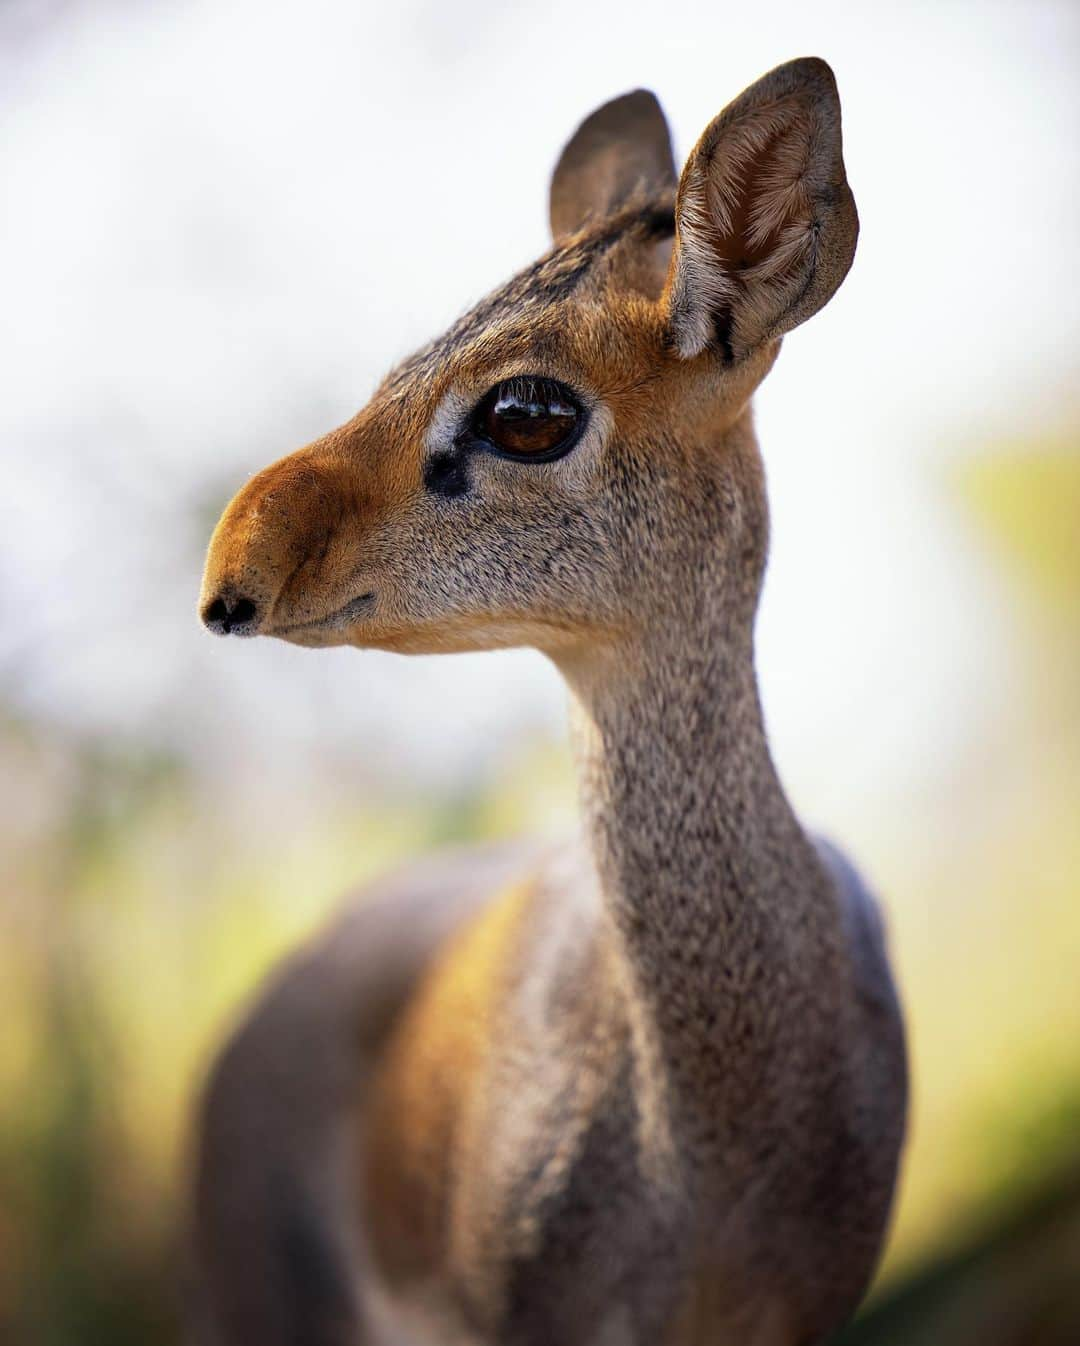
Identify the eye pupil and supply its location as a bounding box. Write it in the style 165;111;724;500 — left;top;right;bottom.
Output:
476;378;582;459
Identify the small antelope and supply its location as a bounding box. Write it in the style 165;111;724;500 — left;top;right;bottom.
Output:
194;58;907;1346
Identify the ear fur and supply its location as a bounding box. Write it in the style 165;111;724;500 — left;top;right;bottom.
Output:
666;57;858;361
550;90;677;242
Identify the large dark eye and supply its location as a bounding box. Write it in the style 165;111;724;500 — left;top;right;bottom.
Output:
472;377;583;461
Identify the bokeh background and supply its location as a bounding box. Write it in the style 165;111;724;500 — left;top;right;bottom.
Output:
2;1;1078;1341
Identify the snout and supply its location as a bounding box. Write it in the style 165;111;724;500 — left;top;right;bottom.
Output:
199;449;364;640
201;589;262;638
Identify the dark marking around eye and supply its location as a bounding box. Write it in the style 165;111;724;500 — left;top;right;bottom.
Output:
424;448;471;499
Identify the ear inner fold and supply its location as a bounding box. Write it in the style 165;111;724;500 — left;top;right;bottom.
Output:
666;58;858;361
550;89;677;243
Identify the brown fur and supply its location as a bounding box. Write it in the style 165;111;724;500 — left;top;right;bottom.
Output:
192;59;907;1346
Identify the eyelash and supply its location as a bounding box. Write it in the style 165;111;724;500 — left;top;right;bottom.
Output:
461;377;588;464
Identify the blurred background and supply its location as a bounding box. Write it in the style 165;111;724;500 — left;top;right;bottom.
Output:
1;0;1078;1341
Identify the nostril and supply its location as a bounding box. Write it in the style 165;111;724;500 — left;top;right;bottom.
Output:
204;597;229;627
202;593;261;636
231;597;257;627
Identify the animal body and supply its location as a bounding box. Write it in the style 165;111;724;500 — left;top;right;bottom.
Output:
194;57;907;1346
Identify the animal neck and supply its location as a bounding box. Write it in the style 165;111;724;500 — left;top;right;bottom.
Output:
555;437;837;1121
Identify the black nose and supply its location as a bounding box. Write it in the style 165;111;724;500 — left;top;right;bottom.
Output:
202;593;261;637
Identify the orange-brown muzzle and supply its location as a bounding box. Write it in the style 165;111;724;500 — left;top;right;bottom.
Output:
199;442;376;640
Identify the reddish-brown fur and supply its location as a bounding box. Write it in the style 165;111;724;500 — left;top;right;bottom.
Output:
192;59;906;1346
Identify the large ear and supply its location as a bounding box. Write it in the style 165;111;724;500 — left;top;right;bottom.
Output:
666;58;858;361
549;90;677;242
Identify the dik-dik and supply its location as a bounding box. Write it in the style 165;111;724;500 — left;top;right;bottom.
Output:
195;57;907;1346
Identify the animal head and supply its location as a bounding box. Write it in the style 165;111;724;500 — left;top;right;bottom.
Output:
200;58;856;660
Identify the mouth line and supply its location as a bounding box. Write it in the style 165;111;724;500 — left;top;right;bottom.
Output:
271;591;376;636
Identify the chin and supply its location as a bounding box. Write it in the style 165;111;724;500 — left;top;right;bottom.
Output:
277;620;487;657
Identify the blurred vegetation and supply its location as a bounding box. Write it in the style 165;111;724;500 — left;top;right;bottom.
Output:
2;435;1079;1344
0;716;574;1345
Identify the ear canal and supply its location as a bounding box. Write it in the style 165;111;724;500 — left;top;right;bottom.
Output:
666;57;858;361
549;90;677;243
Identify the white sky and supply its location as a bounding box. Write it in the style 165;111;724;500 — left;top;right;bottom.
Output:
1;0;1077;824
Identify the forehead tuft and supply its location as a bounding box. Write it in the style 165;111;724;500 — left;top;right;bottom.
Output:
378;198;675;401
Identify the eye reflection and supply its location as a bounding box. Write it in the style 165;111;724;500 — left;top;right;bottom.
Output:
473;378;583;460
